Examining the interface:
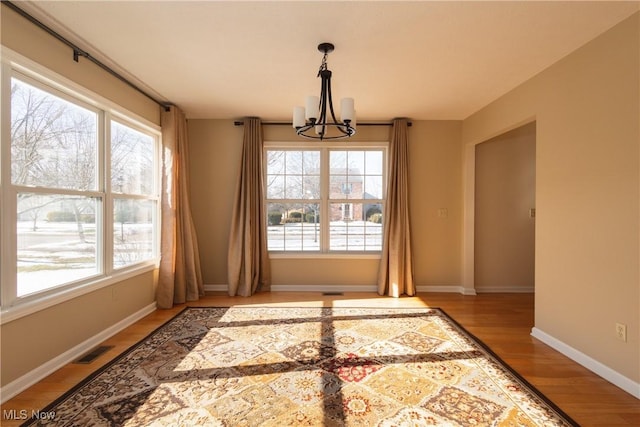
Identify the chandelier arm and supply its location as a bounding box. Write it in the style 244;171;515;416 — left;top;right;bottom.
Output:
326;78;351;136
318;75;329;138
326;73;339;124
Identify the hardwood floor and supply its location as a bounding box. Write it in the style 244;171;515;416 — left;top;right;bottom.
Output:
2;292;638;426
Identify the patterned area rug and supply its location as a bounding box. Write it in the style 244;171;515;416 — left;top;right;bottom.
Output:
25;307;578;426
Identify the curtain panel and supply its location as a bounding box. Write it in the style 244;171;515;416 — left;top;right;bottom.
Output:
157;106;204;308
378;118;415;297
227;117;271;296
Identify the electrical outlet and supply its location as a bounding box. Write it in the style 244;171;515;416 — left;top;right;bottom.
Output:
615;323;627;342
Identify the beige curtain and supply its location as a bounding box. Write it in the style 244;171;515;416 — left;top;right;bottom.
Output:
378;118;415;297
156;106;204;308
227;117;271;296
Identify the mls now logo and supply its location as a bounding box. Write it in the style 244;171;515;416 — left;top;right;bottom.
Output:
3;409;56;420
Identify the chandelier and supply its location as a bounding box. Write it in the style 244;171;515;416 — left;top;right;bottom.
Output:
293;43;356;141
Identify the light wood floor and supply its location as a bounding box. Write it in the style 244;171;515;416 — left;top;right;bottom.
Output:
2;292;638;426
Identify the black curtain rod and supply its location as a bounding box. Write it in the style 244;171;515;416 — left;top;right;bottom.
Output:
234;121;412;127
2;0;173;112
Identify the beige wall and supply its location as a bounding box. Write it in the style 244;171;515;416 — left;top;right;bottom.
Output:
1;7;160;387
188;120;244;286
409;121;463;287
1;6;160;124
188;120;463;290
1;272;156;385
463;13;639;382
474;122;536;292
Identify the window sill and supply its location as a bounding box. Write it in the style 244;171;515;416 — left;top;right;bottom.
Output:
0;262;158;325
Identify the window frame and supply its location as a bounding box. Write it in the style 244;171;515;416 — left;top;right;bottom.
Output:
264;140;387;257
0;49;161;323
109;117;160;269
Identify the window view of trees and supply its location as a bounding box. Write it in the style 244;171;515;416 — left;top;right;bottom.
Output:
12;77;100;296
113;198;155;268
265;148;385;252
111;121;154;195
111;122;156;267
11;79;98;190
8;75;158;299
266;150;321;251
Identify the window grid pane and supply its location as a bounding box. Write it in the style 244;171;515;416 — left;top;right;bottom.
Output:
113;198;156;267
11;78;98;191
266;150;321;201
267;203;320;251
329;203;383;251
111;121;155;195
328;149;384;252
17;193;100;297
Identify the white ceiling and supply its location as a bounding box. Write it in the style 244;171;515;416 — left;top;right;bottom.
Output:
19;1;640;121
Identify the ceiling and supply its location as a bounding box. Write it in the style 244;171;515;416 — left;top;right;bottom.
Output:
17;1;640;121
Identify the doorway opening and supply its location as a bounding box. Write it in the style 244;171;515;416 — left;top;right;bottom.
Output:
474;122;536;293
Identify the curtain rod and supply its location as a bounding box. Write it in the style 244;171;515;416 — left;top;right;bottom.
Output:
234;121;412;127
2;0;173;112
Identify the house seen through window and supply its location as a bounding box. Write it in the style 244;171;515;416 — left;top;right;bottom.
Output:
265;147;385;252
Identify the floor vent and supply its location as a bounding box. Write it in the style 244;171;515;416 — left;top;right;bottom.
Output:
322;292;344;296
73;345;114;364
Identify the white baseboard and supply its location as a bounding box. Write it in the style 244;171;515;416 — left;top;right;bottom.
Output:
416;285;476;295
531;327;640;399
1;302;157;404
206;284;471;295
205;284;379;293
272;285;378;292
475;287;534;293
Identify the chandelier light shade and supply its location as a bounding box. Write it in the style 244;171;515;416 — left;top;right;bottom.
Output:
293;42;356;141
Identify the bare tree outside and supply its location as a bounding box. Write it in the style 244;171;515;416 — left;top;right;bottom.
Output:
265;148;384;252
11;77;100;295
10;77;156;295
12;78;98;233
111;121;156;267
265;150;321;250
111;121;154;195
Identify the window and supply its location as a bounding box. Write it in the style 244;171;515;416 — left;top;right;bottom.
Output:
1;61;160;310
111;121;157;268
265;145;385;253
11;76;101;297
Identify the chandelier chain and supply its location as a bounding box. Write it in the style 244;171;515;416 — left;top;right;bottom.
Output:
318;52;328;76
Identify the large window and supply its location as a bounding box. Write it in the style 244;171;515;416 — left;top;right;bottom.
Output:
266;145;385;253
2;64;160;309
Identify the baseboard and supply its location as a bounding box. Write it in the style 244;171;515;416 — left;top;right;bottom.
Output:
476;287;534;293
271;285;378;292
205;284;379;293
206;284;471;294
531;327;640;399
1;302;157;404
204;284;228;292
416;285;476;295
